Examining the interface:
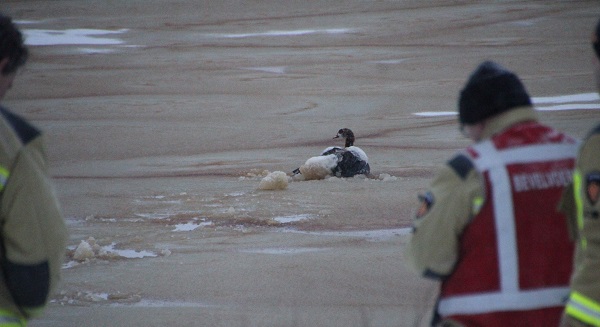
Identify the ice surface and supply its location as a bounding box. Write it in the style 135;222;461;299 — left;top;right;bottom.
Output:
244;66;287;74
283;228;412;242
273;214;313;223
173;220;213;232
239;247;327;255
23;28;128;46
69;237;157;265
212;28;355;39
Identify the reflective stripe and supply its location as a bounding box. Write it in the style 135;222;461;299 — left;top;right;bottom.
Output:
473;143;576;169
471;196;484;215
0;165;9;192
438;140;576;316
566;291;600;326
573;169;587;249
439;287;570;316
0;309;25;327
473;141;519;292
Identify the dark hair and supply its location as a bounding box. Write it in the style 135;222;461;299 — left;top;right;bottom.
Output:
458;61;531;125
0;13;28;75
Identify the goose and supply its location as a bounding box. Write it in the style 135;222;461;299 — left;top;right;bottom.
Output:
293;128;370;180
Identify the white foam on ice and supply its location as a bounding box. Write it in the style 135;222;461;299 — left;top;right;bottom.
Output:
173;221;213;232
273;214;313;224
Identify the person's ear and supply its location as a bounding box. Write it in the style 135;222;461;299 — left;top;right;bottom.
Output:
0;58;9;74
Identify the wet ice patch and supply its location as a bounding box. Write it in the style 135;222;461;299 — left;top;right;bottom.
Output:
239;247;327;255
369;59;408;65
273;214;312;224
103;244;157;259
213;28;355;39
135;213;174;220
111;299;218;308
23;28;128;46
283;228;412;242
55;290;142;306
173;220;213;232
413;111;456;117
66;237;158;267
78;48;116;54
244;66;287;74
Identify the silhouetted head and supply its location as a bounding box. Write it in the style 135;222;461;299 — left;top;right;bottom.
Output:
0;14;28;75
458;61;531;125
334;128;355;147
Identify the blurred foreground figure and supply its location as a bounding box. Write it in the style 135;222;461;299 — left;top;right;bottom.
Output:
0;13;67;326
406;61;577;326
560;18;600;327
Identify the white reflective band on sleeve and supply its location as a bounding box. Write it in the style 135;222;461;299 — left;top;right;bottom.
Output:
437;140;576;316
438;287;570;316
473;143;577;170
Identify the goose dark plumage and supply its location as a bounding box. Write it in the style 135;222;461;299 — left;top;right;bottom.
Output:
293;128;370;179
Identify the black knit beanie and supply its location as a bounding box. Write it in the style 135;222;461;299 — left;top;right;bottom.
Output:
458;61;532;125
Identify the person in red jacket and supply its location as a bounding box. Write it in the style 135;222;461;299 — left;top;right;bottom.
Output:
406;61;578;326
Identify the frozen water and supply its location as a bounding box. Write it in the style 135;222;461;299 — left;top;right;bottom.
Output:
111;299;219;308
101;243;157;258
239;247;327;255
283;228;412;242
413;111;457;117
22;28;128;46
244;66;287;74
173;221;213;232
273;214;313;224
212;28;355;39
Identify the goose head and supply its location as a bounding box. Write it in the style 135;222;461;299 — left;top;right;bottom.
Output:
334;128;355;147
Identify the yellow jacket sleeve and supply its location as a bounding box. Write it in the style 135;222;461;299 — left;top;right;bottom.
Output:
0;108;68;319
405;154;485;278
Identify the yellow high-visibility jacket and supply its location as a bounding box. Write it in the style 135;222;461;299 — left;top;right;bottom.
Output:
0;106;68;321
562;123;600;327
